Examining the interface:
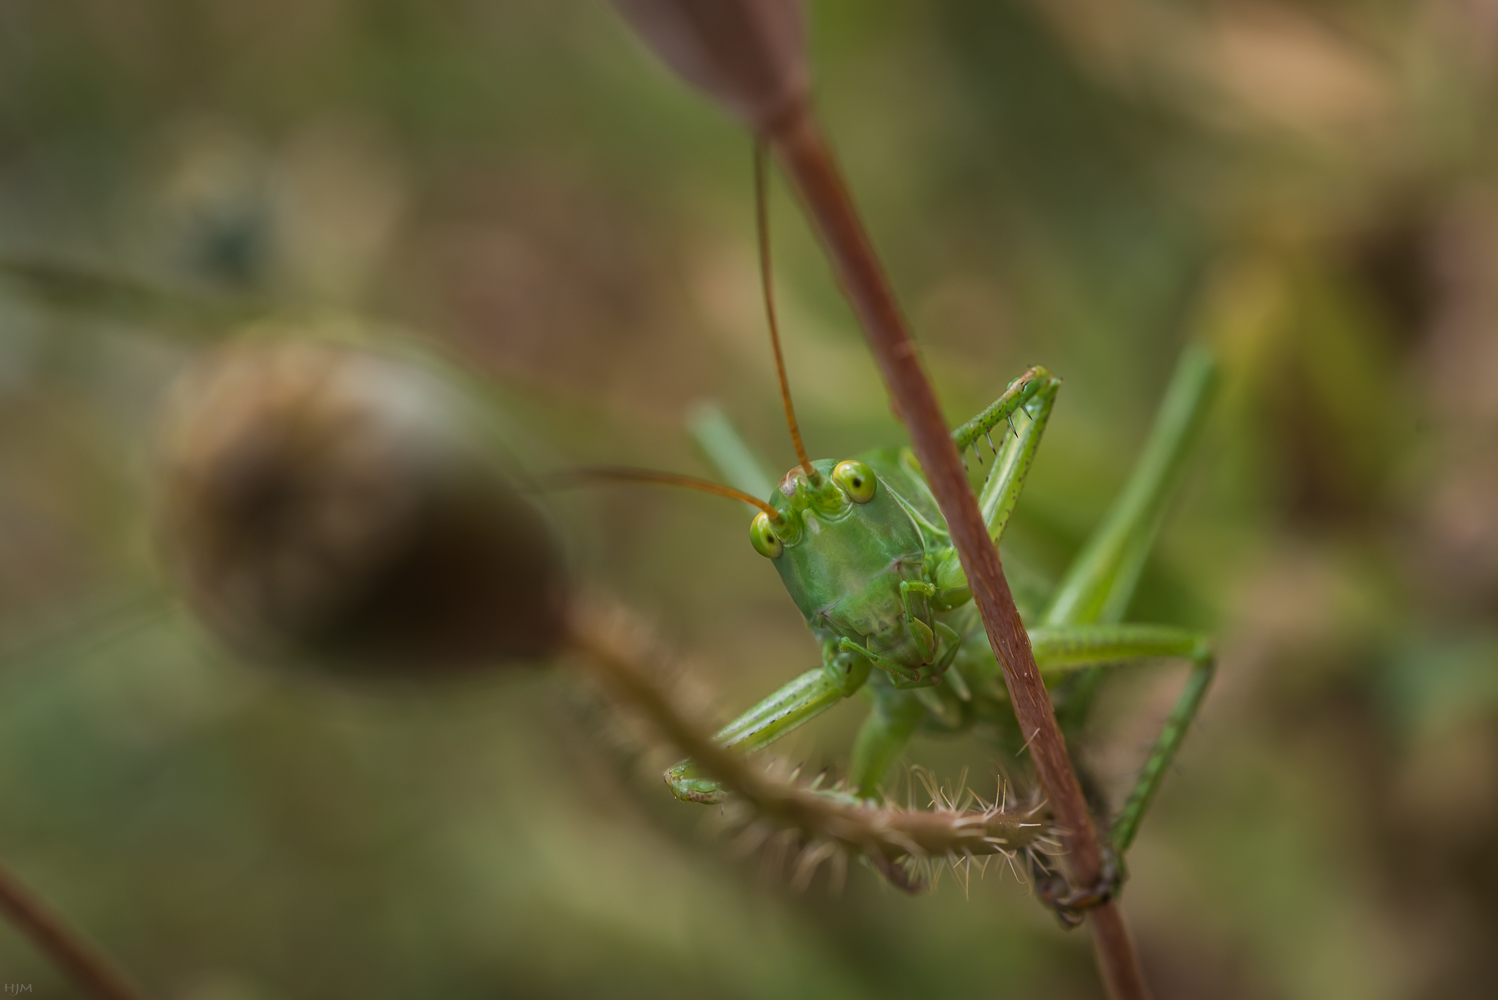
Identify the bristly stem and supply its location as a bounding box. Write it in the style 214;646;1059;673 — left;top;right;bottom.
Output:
765;106;1151;999
0;859;152;1000
567;598;1056;879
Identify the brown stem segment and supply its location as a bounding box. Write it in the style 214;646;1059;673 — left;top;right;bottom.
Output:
766;105;1151;1000
0;860;152;1000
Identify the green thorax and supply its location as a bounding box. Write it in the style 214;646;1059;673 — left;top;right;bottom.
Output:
767;451;948;647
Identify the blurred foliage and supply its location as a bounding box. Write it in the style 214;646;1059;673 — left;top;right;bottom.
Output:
1;0;1497;997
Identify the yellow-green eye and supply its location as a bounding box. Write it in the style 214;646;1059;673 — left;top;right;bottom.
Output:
750;511;783;558
833;460;876;504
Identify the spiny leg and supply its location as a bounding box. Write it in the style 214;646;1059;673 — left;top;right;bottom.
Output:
928;370;1061;609
951;366;1052;465
664;652;871;803
973;373;1061;543
950;367;1063;543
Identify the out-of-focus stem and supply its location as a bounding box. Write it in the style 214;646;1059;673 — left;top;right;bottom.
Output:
766;105;1150;1000
0;860;152;1000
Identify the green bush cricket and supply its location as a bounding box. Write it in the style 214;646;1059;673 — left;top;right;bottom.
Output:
592;160;1219;905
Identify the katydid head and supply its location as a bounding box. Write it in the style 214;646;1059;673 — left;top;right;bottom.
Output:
750;456;927;646
579;149;943;682
743;158;938;669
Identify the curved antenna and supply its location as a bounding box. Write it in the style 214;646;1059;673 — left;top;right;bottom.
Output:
555;466;782;520
755;142;819;484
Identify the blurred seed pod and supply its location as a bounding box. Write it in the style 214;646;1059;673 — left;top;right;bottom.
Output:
154;340;568;675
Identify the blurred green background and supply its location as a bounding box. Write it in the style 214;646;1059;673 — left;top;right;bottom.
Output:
2;0;1497;997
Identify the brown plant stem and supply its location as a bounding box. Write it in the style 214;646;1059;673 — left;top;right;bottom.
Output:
0;859;152;1000
766;105;1150;1000
567;599;1054;872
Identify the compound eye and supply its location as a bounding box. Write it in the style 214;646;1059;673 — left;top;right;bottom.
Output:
750;511;784;558
832;460;877;504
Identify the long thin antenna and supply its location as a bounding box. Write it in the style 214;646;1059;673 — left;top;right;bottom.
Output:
755;141;818;484
555;466;782;520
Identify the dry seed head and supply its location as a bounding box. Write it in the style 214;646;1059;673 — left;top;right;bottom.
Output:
154;340;568;674
610;0;808;132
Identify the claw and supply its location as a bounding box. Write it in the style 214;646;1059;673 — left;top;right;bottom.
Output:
1031;850;1124;929
664;760;728;804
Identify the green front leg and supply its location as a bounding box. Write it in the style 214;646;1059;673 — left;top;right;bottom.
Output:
974;374;1061;543
951;367;1063;544
665;651;871;803
929;370;1061;611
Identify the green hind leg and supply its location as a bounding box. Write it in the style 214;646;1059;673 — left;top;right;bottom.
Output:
1042;346;1218;819
1043;345;1219;631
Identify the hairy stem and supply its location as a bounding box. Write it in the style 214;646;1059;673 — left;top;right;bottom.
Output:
568;599;1053;873
0;859;152;1000
766;105;1150;999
